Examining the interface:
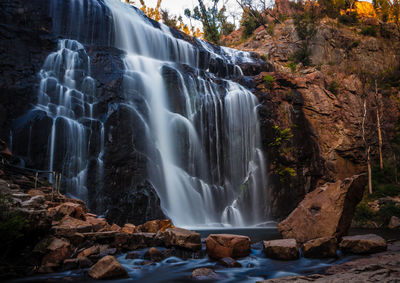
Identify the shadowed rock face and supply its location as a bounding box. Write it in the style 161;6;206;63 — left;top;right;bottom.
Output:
277;174;367;243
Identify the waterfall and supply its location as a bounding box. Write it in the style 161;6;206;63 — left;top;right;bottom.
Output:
12;0;268;227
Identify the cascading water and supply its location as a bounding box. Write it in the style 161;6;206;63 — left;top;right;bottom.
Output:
11;0;268;227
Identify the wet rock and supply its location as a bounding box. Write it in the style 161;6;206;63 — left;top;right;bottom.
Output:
63;257;92;270
278;174;367;243
125;252;140;259
388;216;400;229
302;237;337;258
86;216;109;231
77;245;108;259
110;223;121;232
88;255;128;279
263;239;299;260
52;215;93;236
191;268;219;280
121;223;136;234
205;234;251;259
339;234;387;254
136;219;174;233
48;202;86;220
41;238;73;270
144;247;164;262
164;228;201;251
218;257;242;268
162;247;205;259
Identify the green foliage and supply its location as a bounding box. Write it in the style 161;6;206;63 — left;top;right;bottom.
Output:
379;66;400;90
269;125;293;147
360;25;378;36
377;203;400;224
328;81;340;94
293;8;319;66
287;62;297;73
241;9;261;38
0;193;27;249
353;200;375;224
263;75;275;89
184;0;232;44
349;40;360;49
318;0;346;18
277;164;297;182
267;23;275;36
338;13;358;25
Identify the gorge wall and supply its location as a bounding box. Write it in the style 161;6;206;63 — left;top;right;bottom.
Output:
0;0;271;227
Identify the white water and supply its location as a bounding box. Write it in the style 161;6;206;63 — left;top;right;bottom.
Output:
14;0;268;227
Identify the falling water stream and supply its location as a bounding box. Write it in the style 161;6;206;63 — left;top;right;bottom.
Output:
11;0;268;227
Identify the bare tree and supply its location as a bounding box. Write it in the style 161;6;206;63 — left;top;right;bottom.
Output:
375;80;384;170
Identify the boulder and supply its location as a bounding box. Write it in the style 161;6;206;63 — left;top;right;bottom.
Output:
218;257;242;268
63;257;92;270
339;234;387;254
205;234;251;259
49;202;86;220
114;232;158;250
388;216;400;229
27;189;45;196
41;238;73;269
263;239;299;260
302;237;337;258
110;223;121;232
144;247;164;262
88;255;128;279
191;268;219;280
21;195;45;209
164;228;201;251
136;219;174;233
77;245;108;259
52;215;93;236
121;223;136;234
278;174;367;243
86;216;109;231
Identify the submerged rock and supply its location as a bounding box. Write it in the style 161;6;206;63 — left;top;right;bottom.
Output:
339;234;387;254
218;257;242;268
205;234;251;259
88;255;128;279
144;247;164;262
191;268;219;280
164;228;201;251
278;174;367;243
263;239;299;260
302;237;337;258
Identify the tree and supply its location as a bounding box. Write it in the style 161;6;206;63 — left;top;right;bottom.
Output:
185;0;233;44
125;0;162;22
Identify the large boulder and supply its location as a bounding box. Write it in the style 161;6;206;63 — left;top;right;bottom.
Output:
88;255;128;279
339;234;387;254
302;237;337;258
40;238;73;272
263;239;299;260
278;174;367;243
205;234;251;259
164;228;201;251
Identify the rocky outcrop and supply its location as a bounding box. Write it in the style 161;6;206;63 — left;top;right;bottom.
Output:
278;174;367;242
88;255;128;280
302;237;337;258
263;239;299;260
339;234;387;254
164;228;202;251
205;234;251;259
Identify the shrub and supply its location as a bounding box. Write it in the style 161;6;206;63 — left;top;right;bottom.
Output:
293;47;312;66
287;62;297;73
377;203;400;225
353;201;375;224
241;10;262;39
360;26;378;36
267;23;275;36
338;13;358;25
328;81;340;94
263;75;275;89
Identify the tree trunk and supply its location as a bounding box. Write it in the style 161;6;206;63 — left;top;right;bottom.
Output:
375;80;383;170
362;97;372;194
367;146;372;194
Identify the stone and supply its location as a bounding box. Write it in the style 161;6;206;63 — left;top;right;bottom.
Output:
205;234;251;259
164;228;201;251
77;245;107;259
388;216;400;229
49;202;86;220
136;219;174;233
218;257;242;268
88;255;128;279
27;189;45;196
52;215;93;236
191;268;219;280
63;257;92;270
21;195;45;209
86;216;108;231
263;239;299;260
302;237;337;258
144;247;164;262
121;223;136;234
41;238;73;268
110;223;121;232
339;234;387;254
278;174;367;243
